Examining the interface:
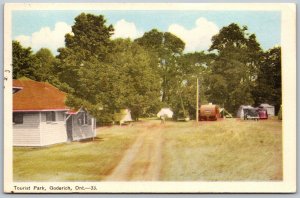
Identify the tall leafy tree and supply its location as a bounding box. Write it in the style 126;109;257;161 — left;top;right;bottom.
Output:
207;23;262;113
135;29;185;104
252;46;281;114
33;48;58;82
58;13;162;122
109;39;161;120
12;41;35;79
57;13;114;89
56;13;115;122
172;52;215;119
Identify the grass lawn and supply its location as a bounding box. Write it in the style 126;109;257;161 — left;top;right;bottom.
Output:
13;126;140;181
13;118;282;181
161;118;282;181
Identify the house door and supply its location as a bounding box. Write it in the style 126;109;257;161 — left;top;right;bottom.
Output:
66;116;73;141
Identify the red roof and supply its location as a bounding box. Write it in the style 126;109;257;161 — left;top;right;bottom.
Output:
13;79;69;111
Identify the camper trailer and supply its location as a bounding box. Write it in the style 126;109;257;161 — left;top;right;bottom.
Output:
199;103;220;121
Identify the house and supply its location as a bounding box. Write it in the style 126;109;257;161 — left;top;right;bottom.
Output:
259;103;275;116
13;78;96;146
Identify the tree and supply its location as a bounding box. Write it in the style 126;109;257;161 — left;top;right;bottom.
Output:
57;13;114;89
64;13;114;61
12;41;35;79
56;13;115;123
58;14;162;123
109;39;161;120
252;46;281;114
135;29;185;104
170;52;215;119
33;48;58;82
207;23;262;113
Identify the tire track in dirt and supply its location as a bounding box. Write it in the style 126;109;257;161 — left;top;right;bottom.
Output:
105;122;163;181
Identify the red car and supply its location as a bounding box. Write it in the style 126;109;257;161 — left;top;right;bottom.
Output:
257;108;268;119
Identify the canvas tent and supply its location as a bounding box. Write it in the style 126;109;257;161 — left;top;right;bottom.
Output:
219;108;233;118
113;109;133;125
259;103;275;116
157;108;173;118
236;105;253;119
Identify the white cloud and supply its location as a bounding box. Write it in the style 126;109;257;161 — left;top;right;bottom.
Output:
112;19;143;40
14;35;31;47
168;17;219;52
15;22;72;54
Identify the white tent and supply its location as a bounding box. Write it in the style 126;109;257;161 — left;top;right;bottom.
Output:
236;105;253;119
157;108;174;118
114;109;133;125
259;103;275;116
120;109;133;124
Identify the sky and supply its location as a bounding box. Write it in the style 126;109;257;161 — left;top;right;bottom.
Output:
12;10;281;55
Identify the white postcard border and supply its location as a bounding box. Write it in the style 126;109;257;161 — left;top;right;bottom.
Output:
3;3;296;193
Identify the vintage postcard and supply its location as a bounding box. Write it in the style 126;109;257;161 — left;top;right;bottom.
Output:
3;3;296;193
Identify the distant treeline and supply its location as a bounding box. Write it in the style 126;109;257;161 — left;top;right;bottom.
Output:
13;13;281;123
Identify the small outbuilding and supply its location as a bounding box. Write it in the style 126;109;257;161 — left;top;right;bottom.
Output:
259;103;275;116
66;108;97;141
13;78;96;146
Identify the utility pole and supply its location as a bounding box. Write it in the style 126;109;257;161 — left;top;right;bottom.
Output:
196;78;199;123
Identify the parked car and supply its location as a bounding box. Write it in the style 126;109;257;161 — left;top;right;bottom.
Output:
243;108;259;121
257;108;268;119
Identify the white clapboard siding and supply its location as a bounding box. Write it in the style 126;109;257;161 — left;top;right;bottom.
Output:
40;111;68;146
13;113;41;146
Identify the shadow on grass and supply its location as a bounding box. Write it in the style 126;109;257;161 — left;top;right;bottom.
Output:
78;137;104;143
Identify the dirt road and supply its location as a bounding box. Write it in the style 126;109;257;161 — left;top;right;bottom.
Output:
105;122;163;181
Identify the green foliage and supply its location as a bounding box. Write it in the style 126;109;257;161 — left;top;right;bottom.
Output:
109;39;161;120
33;48;59;82
252;47;281;114
169;52;214;119
64;13;114;61
278;105;282;120
57;14;161;123
135;29;185;104
12;41;36;79
206;23;263;114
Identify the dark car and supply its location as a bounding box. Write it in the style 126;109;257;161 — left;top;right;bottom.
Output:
243;108;260;121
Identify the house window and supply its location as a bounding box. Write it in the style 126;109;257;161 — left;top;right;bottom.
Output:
46;111;56;122
13;113;23;124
